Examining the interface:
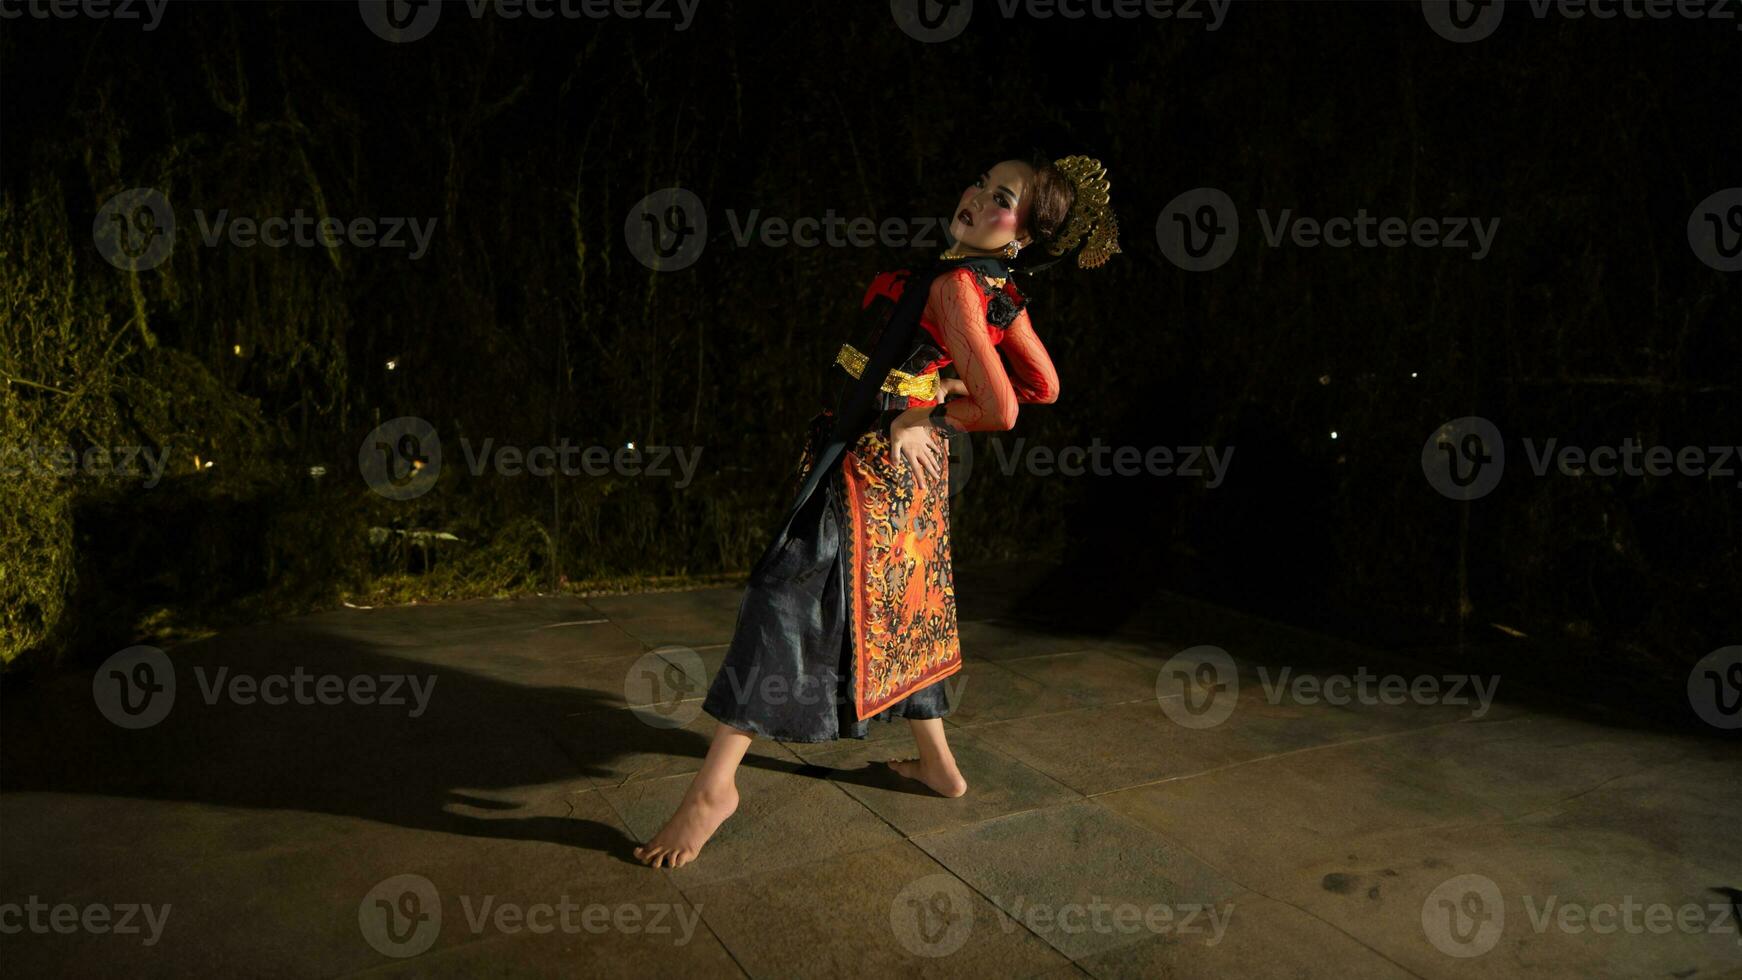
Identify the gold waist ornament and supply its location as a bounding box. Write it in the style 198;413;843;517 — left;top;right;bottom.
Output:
833;343;940;400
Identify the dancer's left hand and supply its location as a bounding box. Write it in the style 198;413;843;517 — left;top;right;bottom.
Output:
891;411;944;491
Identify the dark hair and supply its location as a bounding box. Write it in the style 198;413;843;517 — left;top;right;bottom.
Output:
1007;153;1076;272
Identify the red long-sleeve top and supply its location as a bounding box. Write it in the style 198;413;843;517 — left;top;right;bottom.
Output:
893;267;1060;431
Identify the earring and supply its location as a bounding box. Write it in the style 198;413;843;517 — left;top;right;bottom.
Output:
1003;239;1022;260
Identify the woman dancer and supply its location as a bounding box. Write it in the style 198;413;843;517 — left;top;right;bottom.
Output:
634;154;1119;869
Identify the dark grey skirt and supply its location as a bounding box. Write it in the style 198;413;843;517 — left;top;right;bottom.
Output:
701;426;952;743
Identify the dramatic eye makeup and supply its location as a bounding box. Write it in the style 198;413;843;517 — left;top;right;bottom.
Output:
971;172;1017;211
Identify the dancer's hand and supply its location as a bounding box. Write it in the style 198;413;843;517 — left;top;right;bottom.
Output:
890;410;944;492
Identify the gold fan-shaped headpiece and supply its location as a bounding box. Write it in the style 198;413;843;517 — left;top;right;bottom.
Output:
1048;155;1121;269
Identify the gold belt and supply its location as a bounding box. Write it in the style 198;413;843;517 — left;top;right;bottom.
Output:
833;343;940;400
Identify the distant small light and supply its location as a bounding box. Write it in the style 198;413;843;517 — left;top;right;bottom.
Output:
386;358;399;371
204;460;216;470
232;344;243;356
309;465;328;478
1410;372;1419;379
1318;374;1331;386
1330;431;1339;440
626;441;636;451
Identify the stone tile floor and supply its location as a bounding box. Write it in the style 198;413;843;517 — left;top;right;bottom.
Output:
1;564;1738;978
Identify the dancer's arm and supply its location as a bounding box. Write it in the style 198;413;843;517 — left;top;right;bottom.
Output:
919;270;1019;433
998;309;1060;405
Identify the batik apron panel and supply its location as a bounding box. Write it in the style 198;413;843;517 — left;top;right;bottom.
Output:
823;426;962;721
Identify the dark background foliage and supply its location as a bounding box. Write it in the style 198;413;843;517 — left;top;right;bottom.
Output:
2;1;1736;719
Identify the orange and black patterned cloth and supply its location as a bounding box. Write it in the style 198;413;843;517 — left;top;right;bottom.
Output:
701;261;1058;741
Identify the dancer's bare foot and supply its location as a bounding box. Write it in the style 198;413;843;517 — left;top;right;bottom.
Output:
633;784;739;869
885;757;968;798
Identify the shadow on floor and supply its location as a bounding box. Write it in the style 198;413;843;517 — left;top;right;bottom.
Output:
0;616;811;863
